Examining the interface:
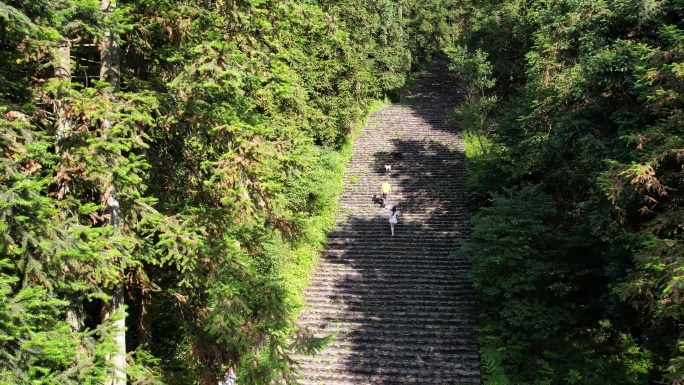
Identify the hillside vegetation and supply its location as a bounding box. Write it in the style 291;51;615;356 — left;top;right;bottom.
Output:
450;0;684;384
0;0;456;383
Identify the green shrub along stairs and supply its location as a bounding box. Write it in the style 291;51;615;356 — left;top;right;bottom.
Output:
295;61;481;385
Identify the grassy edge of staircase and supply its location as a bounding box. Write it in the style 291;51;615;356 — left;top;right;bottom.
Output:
281;99;391;320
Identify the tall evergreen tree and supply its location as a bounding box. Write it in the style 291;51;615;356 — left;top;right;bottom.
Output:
1;0;466;383
98;0;126;383
450;0;684;383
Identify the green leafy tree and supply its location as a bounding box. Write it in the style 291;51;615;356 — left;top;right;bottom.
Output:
448;45;498;154
453;0;683;383
1;0;473;383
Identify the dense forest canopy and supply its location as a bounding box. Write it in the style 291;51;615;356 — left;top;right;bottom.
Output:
0;0;456;384
451;0;684;384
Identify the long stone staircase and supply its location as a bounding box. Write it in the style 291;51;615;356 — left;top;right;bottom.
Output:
295;61;481;385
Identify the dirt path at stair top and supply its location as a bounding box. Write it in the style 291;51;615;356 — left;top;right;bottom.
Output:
295;60;481;385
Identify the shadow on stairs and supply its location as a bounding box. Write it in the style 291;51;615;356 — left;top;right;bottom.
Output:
295;60;481;385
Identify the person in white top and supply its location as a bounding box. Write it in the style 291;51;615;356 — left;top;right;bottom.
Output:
389;206;399;236
219;367;236;385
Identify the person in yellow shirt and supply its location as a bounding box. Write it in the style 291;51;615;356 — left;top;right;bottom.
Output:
380;181;391;208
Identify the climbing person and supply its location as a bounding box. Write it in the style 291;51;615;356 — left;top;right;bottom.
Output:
389;206;399;236
380;181;391;208
218;366;236;385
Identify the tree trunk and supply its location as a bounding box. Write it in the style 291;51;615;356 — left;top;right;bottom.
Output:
54;38;86;332
101;160;126;385
100;1;125;384
137;288;151;348
100;0;120;90
54;38;71;155
101;282;126;385
398;3;406;103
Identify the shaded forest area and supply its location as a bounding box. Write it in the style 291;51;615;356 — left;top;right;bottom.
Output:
451;0;684;384
0;0;461;384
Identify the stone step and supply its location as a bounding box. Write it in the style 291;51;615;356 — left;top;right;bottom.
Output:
327;226;468;233
304;283;475;294
304;296;475;308
301;296;475;311
295;348;479;369
306;330;478;341
330;224;464;231
296;372;481;385
325;236;461;243
296;355;479;371
338;201;467;206
296;354;480;368
322;248;459;256
324;238;461;245
308;277;466;288
296;365;481;385
335;209;468;216
324;243;460;250
320;250;466;259
326;233;467;241
323;242;465;249
319;251;465;259
295;332;477;348
314;263;469;274
298;316;476;329
340;186;466;192
344;165;465;170
309;269;462;281
299;318;475;331
318;259;466;269
305;281;469;294
323;247;460;255
313;258;468;267
336;208;467;213
304;295;475;307
311;269;471;279
299;307;476;322
306;292;475;306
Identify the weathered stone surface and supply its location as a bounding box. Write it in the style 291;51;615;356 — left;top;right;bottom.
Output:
295;60;481;385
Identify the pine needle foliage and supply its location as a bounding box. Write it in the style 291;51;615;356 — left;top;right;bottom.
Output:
451;0;684;383
1;0;462;383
